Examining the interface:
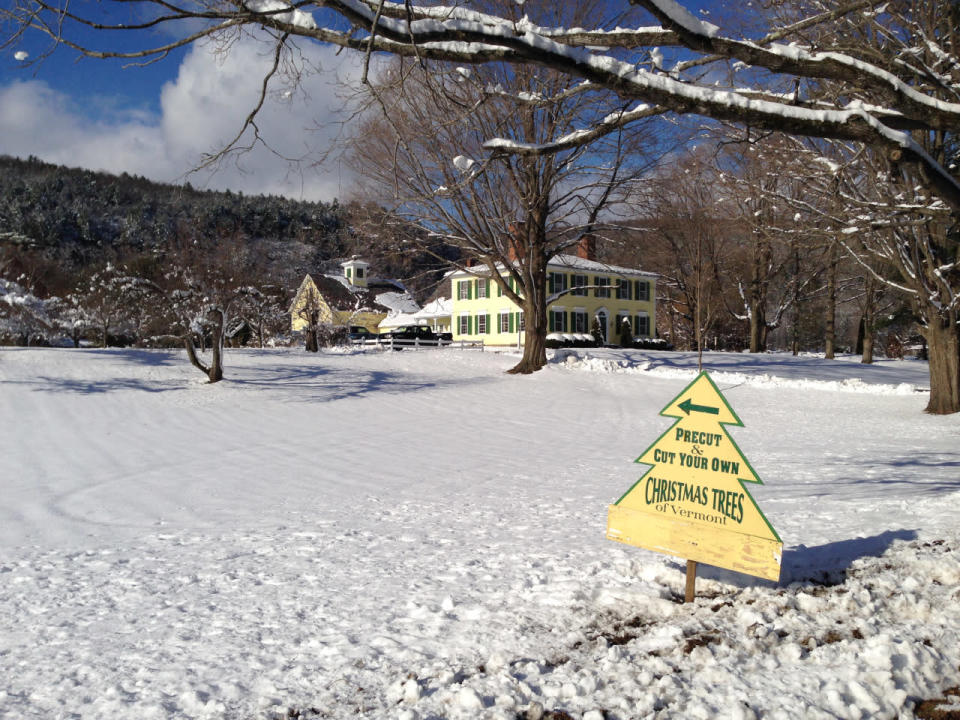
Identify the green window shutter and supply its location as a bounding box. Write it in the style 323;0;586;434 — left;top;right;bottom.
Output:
468;315;473;335
485;314;490;334
467;281;473;300
485;279;490;297
509;312;515;333
497;281;503;297
633;280;640;301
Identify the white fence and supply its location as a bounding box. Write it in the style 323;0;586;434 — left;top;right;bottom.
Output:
352;336;484;351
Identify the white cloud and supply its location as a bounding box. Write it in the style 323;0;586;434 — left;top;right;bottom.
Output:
0;37;363;201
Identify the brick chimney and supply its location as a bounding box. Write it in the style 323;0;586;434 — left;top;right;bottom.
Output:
506;222;525;263
576;234;597;261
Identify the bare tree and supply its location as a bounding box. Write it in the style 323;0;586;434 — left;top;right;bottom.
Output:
628;154;738;352
234;284;289;348
348;16;667;373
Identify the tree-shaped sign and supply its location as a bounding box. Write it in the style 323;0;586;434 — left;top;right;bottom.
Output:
607;372;782;582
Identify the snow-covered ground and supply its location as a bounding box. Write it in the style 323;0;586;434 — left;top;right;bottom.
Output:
1;346;958;720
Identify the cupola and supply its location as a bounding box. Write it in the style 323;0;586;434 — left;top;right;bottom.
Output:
341;258;370;288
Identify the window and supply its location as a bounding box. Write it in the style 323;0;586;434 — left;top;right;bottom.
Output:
459;314;471;335
636;313;650;337
571;274;588;296
356;267;364;279
573;310;588;333
518;311;526;332
476;279;488;299
477;313;488;334
458;280;471;300
616;279;631;299
549;308;568;333
549;272;568;296
346;268;352;280
499;312;511;333
635;280;650;301
595;276;610;298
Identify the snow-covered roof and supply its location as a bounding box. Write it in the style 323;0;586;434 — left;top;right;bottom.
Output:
376;291;420;315
303;273;420;316
549;254;658;279
378;310;421;330
448;255;657;279
414;297;452;320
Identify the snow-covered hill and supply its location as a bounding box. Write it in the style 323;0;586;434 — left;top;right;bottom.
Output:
1;347;957;719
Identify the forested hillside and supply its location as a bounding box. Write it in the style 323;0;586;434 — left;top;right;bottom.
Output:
0;154;349;294
0;156;457;348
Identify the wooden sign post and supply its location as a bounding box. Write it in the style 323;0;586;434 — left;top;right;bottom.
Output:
607;372;782;600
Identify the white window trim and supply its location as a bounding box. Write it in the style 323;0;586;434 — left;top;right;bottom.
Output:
477;311;488;334
499;310;511;333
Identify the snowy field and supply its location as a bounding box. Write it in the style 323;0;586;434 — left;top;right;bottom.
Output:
1;346;958;720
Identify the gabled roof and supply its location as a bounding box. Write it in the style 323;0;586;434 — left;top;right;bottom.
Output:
305;273;420;315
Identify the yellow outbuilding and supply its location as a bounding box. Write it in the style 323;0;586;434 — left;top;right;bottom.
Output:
290;258;420;335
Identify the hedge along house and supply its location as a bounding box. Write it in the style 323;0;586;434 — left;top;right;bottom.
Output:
290;257;420;335
450;240;657;347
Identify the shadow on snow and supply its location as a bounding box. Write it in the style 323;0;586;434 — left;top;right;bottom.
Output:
688;528;919;591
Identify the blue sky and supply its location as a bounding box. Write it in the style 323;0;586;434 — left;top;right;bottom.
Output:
0;1;724;202
1;9;363;201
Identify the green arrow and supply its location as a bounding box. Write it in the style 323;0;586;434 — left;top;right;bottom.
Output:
678;398;719;415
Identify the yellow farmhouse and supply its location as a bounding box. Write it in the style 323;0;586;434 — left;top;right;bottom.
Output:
290;258;420;334
450;250;657;347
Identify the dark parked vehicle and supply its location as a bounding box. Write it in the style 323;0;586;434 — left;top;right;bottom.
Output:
381;325;450;345
348;325;374;341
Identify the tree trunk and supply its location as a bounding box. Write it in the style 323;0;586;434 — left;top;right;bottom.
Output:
824;241;838;359
509;312;548;374
790;242;801;356
208;309;224;383
862;331;875;365
749;306;766;354
748;236;770;353
507;247;548;375
183;336;210;376
182;309;225;384
860;274;877;365
305;309;319;352
923;315;960;414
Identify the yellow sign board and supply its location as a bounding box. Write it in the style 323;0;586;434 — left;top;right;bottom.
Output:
607;371;782;581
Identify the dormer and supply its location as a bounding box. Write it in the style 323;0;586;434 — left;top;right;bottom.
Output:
341;258;370;288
